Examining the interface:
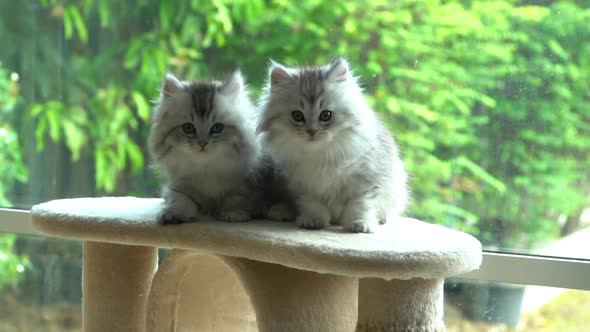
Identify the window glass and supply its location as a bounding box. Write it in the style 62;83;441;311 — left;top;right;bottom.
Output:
1;237;588;331
1;2;589;257
0;233;170;331
446;278;590;331
0;234;81;332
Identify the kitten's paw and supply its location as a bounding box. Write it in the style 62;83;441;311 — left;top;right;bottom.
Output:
267;203;295;222
220;210;250;222
296;215;329;230
345;220;376;233
295;197;330;230
158;209;187;225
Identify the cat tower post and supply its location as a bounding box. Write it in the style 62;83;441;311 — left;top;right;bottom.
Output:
31;197;482;332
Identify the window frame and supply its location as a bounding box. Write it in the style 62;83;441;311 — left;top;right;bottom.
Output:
1;208;589;291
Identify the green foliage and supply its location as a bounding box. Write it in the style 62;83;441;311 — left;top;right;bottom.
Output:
459;1;590;248
0;235;29;291
0;0;589;250
0;64;27;206
0;63;31;290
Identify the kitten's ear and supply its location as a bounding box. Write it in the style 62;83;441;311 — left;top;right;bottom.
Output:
219;70;245;96
269;60;294;90
162;73;183;97
325;57;351;83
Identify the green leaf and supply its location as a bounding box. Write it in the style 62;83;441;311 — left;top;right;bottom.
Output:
46;108;62;142
160;0;171;30
62;120;86;160
386;97;401;114
98;2;110;27
405;101;438;122
125;142;144;174
95;149;106;189
35;117;47;150
62;8;73;40
15;163;28;182
455;156;506;193
513;6;550;21
124;41;141;69
68;5;89;43
344;19;356;34
547;39;569;61
30;104;43;117
438;202;479;224
213;0;232;33
154;50;167;77
132;91;151;122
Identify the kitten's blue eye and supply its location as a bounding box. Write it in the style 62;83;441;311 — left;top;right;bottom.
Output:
319;110;332;122
181;123;196;135
210;122;224;134
291;110;305;122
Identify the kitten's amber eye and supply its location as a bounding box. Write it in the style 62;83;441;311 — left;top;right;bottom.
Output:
319;110;332;122
181;123;196;135
210;122;224;134
291;110;305;122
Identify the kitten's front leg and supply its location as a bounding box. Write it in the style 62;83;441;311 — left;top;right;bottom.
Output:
159;188;200;225
219;194;252;222
267;202;296;222
340;198;380;233
296;196;330;230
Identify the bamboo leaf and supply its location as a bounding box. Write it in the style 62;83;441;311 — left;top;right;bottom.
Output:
98;1;110;27
68;5;89;43
455;156;506;193
62;8;73;40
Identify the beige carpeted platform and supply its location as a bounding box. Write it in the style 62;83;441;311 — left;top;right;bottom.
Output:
31;197;482;332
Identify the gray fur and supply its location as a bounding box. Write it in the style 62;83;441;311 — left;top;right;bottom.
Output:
257;58;409;233
149;72;291;224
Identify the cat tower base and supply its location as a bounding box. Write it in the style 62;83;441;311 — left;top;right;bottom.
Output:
30;197;482;332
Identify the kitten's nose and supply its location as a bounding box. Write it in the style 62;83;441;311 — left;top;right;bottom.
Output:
306;129;318;137
198;140;208;148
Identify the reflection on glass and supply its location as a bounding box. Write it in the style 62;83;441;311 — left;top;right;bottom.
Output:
0;233;172;331
0;1;589;257
445;278;590;331
1;236;588;331
0;234;81;332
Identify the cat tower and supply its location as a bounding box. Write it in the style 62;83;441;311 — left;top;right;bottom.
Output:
31;197;482;332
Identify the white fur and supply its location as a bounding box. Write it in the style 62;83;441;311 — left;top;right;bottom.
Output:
258;59;409;233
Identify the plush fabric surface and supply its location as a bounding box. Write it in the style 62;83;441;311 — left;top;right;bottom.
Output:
82;242;157;332
31;197;481;279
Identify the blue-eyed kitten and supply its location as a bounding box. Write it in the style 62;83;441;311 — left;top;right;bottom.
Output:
257;58;409;233
149;71;289;224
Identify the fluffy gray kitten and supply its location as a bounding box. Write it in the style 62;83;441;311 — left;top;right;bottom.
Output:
257;58;409;233
149;71;287;225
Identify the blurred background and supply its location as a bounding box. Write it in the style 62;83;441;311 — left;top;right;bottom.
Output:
1;0;589;330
